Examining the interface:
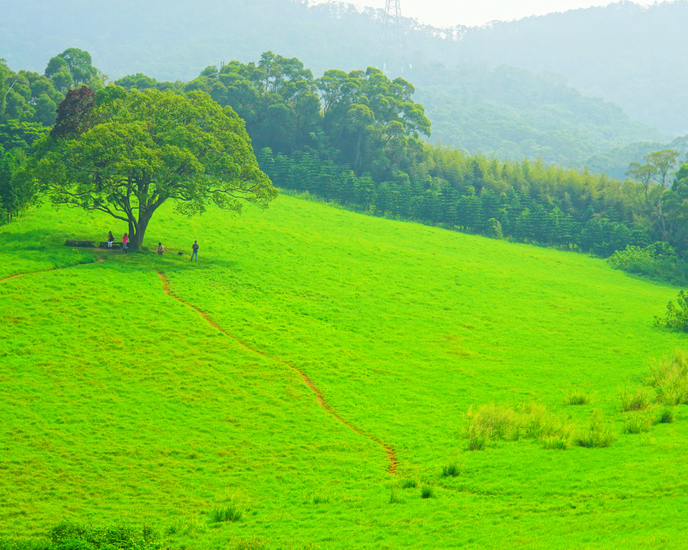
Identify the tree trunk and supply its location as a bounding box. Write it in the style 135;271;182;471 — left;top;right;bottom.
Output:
130;213;151;250
127;219;136;249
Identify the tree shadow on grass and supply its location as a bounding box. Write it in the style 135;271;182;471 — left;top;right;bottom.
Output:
0;225;241;282
80;247;241;277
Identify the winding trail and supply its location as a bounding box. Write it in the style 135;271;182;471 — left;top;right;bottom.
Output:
156;271;398;475
0;259;105;284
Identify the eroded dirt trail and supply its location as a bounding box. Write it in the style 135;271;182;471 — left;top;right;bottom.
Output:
156;271;398;475
0;259;105;284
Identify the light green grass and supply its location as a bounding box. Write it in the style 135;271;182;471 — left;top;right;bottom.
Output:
3;196;688;548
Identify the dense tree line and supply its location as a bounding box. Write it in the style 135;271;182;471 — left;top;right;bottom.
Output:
0;48;103;223
171;52;679;259
257;146;654;257
180;52;430;184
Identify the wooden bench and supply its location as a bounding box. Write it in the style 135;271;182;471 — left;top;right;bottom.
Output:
65;240;95;247
99;241;124;249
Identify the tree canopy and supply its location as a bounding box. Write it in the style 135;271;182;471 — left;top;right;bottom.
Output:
24;86;277;249
185;52;431;182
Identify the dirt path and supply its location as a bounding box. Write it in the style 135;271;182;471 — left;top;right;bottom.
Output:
156;270;398;475
0;259;105;284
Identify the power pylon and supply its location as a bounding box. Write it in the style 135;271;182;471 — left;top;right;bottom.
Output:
379;0;408;73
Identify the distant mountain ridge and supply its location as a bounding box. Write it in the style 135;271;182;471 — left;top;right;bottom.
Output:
453;1;688;136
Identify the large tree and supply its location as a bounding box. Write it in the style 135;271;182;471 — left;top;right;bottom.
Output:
25;86;277;249
45;48;105;92
626;149;679;243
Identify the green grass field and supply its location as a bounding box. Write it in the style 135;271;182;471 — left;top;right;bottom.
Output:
3;195;688;549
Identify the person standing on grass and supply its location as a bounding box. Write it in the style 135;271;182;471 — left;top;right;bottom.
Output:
191;240;199;262
122;233;129;253
158;242;164;255
107;231;114;248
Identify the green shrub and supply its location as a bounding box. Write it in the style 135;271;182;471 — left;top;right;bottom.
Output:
623;412;654;434
619;386;653;412
465;428;487;451
0;539;51;550
648;349;688;405
420;486;434;499
210;504;243;523
564;390;589;405
575;411;616;448
389;489;403;504
441;462;462;477
164;516;206;537
542;436;569;450
465;402;572;449
401;478;418;489
609;244;688;286
655;291;688;331
465;403;519;441
303;492;330;505
47;523;162;550
656;407;676;424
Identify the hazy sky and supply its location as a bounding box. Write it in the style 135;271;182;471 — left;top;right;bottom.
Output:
309;0;663;27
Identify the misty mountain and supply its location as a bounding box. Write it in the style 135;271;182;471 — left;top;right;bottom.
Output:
454;1;688;136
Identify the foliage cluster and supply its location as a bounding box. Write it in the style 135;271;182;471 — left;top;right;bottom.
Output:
0;522;163;550
0;49;103;223
608;242;688;285
618;386;653;412
1;48;103;130
465;402;575;450
183;52;430;182
574;410;617;448
647;349;688;405
564;389;590;406
655;291;688;333
209;504;243;524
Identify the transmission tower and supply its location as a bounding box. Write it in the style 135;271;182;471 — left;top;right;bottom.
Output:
379;0;408;73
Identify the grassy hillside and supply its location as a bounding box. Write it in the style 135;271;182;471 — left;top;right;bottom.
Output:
2;195;688;548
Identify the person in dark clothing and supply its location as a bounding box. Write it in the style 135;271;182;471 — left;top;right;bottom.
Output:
191;240;199;262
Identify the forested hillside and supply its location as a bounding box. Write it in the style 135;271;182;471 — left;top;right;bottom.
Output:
414;64;665;166
0;49;104;223
0;0;677;168
4;47;688;274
